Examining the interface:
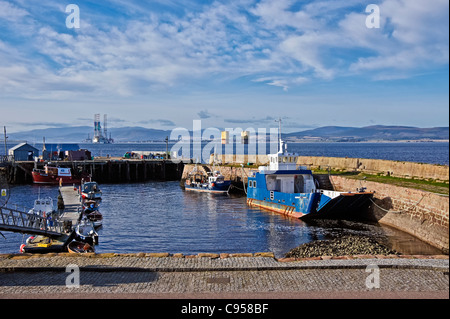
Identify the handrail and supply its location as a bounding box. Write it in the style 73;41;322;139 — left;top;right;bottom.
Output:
0;206;65;236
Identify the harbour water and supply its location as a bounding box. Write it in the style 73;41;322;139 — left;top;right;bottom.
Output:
0;181;443;257
2;141;449;165
1;142;447;256
82;141;450;165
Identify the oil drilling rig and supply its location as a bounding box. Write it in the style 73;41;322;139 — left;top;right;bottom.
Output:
92;114;114;144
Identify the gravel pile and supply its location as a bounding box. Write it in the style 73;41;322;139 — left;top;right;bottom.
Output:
285;235;399;258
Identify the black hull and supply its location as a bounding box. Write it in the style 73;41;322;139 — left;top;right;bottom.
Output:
304;193;374;220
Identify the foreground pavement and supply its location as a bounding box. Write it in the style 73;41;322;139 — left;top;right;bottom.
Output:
0;253;448;300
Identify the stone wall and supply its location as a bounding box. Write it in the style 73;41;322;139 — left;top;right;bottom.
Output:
331;176;449;253
211;154;449;182
210;154;269;166
298;156;449;182
182;164;253;183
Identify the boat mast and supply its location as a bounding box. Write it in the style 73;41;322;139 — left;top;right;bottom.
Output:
3;126;7;159
275;117;284;154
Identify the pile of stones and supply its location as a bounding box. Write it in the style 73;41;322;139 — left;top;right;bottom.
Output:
285;235;399;259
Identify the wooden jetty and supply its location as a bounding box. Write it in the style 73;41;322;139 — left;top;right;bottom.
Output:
59;186;83;227
1;159;186;185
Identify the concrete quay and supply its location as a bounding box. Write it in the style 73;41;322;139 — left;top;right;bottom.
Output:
0;254;448;299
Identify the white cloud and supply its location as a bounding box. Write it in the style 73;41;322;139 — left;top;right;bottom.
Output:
349;0;449;73
0;0;448;99
0;0;28;21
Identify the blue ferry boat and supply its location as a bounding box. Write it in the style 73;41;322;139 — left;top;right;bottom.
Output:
247;140;374;220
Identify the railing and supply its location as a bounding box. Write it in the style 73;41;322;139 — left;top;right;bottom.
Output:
0;206;66;237
0;155;13;164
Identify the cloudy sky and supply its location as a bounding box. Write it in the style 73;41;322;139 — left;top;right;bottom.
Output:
0;0;448;133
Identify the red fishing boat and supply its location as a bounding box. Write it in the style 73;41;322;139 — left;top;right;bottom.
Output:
32;165;88;185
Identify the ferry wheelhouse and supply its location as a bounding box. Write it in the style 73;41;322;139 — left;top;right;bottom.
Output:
247;140;374;220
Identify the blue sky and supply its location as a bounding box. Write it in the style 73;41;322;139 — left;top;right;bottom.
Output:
0;0;448;133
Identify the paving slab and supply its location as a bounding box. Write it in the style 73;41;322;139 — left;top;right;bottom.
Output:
0;255;448;299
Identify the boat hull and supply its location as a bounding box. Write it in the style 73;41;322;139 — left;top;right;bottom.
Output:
247;198;305;219
68;241;95;254
32;171;82;185
21;235;70;254
82;192;102;200
307;192;374;220
185;181;232;194
246;171;373;220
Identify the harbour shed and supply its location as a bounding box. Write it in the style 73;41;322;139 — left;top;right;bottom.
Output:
8;143;39;161
42;144;81;161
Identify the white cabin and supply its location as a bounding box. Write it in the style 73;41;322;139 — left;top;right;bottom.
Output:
28;197;54;216
259;140;308;172
256;140;317;194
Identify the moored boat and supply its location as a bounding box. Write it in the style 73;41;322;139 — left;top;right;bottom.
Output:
81;181;102;200
27;197;55;216
83;200;103;228
20;235;69;254
32;165;89;185
68;241;95;254
247;138;374;220
75;218;99;246
185;169;232;194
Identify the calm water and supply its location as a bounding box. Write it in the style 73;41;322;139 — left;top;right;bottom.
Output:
1;142;447;256
0;182;443;257
2;141;449;165
89;142;450;165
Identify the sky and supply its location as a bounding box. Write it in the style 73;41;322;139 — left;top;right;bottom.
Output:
0;0;448;133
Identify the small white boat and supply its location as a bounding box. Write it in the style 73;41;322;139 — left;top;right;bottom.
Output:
75;218;99;246
28;197;55;216
81;181;102;200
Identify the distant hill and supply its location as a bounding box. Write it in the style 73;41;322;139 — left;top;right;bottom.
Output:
109;127;171;142
7;126;92;143
284;126;449;142
7;126;172;143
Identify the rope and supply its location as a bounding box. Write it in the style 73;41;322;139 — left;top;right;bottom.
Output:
369;188;432;216
369;198;402;214
241;166;248;195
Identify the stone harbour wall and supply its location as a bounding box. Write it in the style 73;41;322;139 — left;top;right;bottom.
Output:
210;155;449;182
182;164;253;183
331;176;449;253
298;156;449;182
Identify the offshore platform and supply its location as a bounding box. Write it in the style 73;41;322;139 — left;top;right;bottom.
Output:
91;114;114;144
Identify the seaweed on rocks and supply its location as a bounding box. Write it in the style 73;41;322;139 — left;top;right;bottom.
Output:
285;235;399;258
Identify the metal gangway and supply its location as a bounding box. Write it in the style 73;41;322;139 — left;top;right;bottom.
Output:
0;205;67;238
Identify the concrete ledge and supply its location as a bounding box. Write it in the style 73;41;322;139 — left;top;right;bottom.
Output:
1;252;447;261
